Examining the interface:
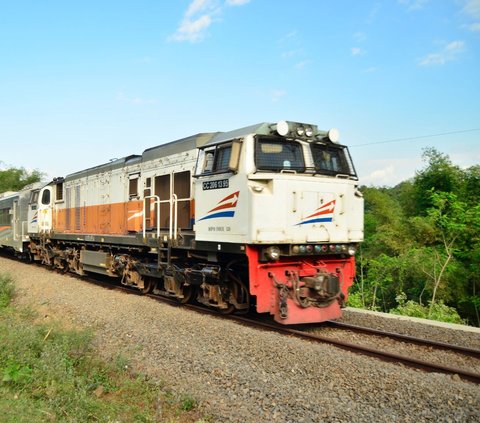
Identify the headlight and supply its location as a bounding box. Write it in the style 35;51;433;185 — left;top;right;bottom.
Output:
348;245;357;256
265;246;280;261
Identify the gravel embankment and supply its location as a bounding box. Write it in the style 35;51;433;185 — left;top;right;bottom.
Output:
1;257;479;423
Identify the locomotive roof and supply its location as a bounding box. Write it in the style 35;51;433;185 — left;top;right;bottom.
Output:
63;123;273;180
204;122;271;145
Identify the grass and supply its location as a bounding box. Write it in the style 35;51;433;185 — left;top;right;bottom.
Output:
0;272;206;422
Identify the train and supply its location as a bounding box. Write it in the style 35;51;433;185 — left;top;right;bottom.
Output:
0;120;363;324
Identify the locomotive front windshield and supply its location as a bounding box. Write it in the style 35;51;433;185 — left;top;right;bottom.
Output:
255;137;357;178
311;143;356;177
255;139;305;172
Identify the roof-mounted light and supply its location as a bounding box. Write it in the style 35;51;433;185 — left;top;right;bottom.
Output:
316;127;341;143
328;128;340;143
276;120;290;136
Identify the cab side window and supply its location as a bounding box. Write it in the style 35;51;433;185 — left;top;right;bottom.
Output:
41;189;51;205
197;142;235;175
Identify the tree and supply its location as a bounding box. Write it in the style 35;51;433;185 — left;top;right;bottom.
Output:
413;148;462;215
0;163;43;192
351;148;480;325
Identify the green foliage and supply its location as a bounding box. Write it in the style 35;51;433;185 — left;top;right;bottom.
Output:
413;148;462;215
0;273;200;422
0;164;43;192
0;274;15;309
391;293;464;324
354;147;480;326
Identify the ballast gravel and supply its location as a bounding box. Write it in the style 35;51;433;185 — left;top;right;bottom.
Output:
1;257;479;423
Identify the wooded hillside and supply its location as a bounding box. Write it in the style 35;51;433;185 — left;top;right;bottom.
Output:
351;148;480;326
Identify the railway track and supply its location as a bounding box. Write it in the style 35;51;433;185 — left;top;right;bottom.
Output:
220;314;480;384
4;253;480;384
324;320;480;357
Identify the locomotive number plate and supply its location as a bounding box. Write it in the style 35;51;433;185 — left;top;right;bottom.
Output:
202;179;229;190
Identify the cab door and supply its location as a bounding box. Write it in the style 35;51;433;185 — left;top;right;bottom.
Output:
38;187;53;233
27;189;40;234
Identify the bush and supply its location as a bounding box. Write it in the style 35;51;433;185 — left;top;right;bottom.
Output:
390;292;464;324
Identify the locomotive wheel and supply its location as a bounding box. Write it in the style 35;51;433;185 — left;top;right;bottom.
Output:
218;303;235;315
140;277;154;294
217;282;238;315
177;285;194;304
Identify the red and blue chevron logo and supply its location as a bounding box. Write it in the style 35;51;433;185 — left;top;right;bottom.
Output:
198;191;239;221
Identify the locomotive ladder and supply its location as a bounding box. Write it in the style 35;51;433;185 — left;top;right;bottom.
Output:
143;194;178;267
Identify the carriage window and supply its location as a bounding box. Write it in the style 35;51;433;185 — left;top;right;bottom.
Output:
310;144;356;177
56;182;64;201
255;139;305;172
129;174;140;199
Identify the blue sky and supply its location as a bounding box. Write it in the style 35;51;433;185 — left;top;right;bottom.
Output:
0;0;479;186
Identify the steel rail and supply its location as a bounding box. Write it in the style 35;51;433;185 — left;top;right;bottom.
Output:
224;315;480;384
324;320;480;358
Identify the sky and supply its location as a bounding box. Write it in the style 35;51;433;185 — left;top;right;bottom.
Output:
0;0;479;187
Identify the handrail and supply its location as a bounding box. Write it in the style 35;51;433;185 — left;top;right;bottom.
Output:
143;195;161;238
143;192;178;241
172;194;178;241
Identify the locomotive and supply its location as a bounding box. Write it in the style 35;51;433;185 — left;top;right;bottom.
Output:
0;121;363;324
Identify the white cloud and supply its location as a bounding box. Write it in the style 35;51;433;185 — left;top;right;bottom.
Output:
294;60;310;70
116;91;158;105
418;40;465;66
366;3;381;24
461;0;480;32
185;0;212;17
271;90;286;102
170;15;213;43
398;0;429;11
281;49;300;59
467;22;480;31
351;47;366;56
462;0;480;18
359;158;420;186
354;32;367;42
226;0;250;5
169;0;250;43
362;165;396;185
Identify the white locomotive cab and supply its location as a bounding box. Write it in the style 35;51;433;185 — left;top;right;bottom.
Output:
194;121;363;246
